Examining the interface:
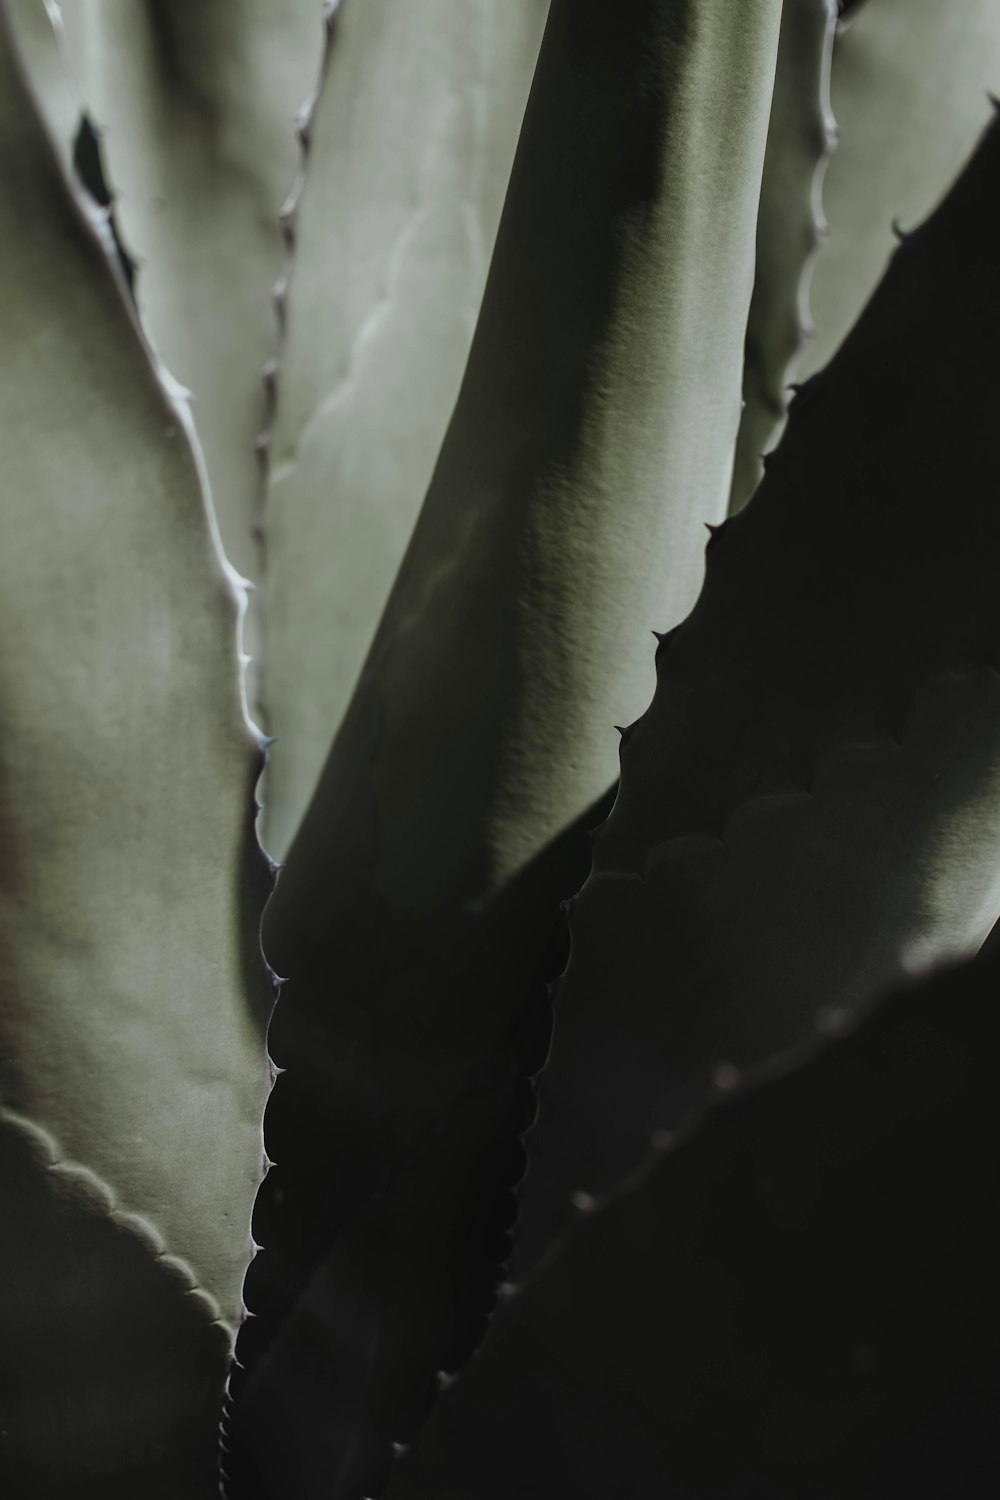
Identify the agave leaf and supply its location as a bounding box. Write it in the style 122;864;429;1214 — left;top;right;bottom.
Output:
230;2;783;1493
387;945;1000;1499
805;0;1000;377
729;0;838;513
515;104;1000;1269
0;8;271;1489
259;0;549;861
10;0;322;584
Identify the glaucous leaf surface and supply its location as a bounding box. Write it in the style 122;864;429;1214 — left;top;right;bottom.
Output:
16;0;323;585
516;105;1000;1268
730;0;838;512
230;2;783;1495
805;0;1000;376
0;7;272;1489
260;0;550;861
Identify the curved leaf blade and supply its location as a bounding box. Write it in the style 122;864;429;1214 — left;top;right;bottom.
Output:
517;102;1000;1267
730;0;838;512
233;1;783;1493
260;0;550;860
391;944;1000;1497
0;8;272;1486
16;0;323;582
806;0;1000;376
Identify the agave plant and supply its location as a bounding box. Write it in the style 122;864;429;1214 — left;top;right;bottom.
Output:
2;0;1000;1496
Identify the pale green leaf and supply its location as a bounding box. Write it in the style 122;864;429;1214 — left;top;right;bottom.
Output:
805;0;1000;376
13;0;323;584
517;105;1000;1268
231;4;784;1492
260;0;550;861
0;8;271;1488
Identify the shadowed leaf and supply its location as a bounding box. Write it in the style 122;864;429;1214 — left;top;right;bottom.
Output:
517;102;1000;1268
806;0;1000;376
229;2;783;1494
730;0;838;512
389;945;1000;1498
260;0;550;861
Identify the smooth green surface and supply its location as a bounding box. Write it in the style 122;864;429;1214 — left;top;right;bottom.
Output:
261;0;550;861
805;0;1000;375
236;3;782;1493
269;0;782;944
516;105;1000;1269
21;0;322;586
0;6;272;1485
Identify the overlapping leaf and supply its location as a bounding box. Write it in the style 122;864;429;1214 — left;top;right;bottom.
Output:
260;0;550;860
806;0;1000;376
387;945;1000;1498
11;0;322;585
0;8;271;1490
730;0;838;512
515;104;1000;1270
229;3;783;1494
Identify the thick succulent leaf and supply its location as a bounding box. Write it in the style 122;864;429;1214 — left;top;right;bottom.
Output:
0;8;271;1487
232;789;613;1499
729;0;838;513
260;0;549;861
805;0;1000;376
0;1114;233;1499
230;2;783;1494
387;946;1000;1498
12;0;322;585
515;104;1000;1269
